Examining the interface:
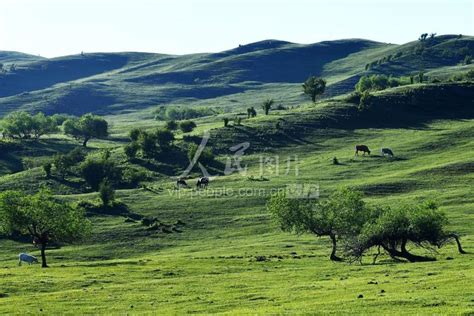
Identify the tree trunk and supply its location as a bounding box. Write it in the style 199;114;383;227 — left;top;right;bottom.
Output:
382;244;435;262
40;243;48;268
329;233;342;261
446;233;467;254
82;137;90;147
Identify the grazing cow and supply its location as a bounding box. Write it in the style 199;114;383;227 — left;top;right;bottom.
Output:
18;253;38;266
355;145;371;156
176;179;188;188
196;177;209;188
381;148;394;157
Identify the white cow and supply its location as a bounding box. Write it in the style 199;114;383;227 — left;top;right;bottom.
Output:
18;253;38;266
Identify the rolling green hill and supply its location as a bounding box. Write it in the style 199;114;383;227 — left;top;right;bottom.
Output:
0;35;474;314
1;35;472;117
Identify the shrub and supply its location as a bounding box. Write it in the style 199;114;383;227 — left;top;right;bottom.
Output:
154;128;174;149
179;121;197;133
43;162;52;178
165;120;178;130
358;91;372;111
154;106;217;121
122;168;147;186
137;131;157;158
187;143;214;165
80;158;122;191
99;180;115;207
223;118;229;127
124;142;139;160
302;76;326;102
53;153;74;179
129;128;141;141
345;92;361;104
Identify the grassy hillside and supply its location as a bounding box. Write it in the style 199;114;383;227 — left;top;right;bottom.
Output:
0;80;473;313
1;35;472;117
0;51;45;64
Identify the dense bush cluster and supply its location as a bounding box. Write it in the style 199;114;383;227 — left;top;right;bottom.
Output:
125;128;175;159
0;112;59;139
355;74;410;93
365;51;403;70
154;105;218;121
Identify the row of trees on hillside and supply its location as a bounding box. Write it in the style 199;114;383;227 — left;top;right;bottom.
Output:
0;112;108;147
268;188;466;263
0;112;59;139
125;128;175;159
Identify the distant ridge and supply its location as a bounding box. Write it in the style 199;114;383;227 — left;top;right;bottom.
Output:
0;35;472;116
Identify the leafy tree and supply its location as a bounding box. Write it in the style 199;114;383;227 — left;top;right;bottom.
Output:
268;188;368;261
355;76;372;93
43;162;52;178
124;142;139;160
165;120;178;130
346;201;466;263
63;114;108;147
418;71;424;83
179;120;197;133
358;91;372;111
0;111;33;138
155;128;174;149
80;158;122;191
129;128;141;141
0;189;91;267
137;131;157;158
67;147;86;164
262;99;274;115
155;106;217;121
53;153;74;180
418;33;428;41
223;117;230;127
187;143;214;165
247;107;257;118
99;180;115;207
31;113;58;139
302;76;326;102
52;148;86;180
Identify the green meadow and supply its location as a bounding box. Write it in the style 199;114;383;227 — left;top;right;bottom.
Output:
1;34;474;314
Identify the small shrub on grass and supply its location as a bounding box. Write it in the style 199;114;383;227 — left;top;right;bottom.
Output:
165;120;178;130
358;91;372;111
43;162;52;178
187;143;214;165
124;142;139;160
179;121;197;133
99;180;115;207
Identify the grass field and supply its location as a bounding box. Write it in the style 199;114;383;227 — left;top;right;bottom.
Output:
1;98;474;314
1;36;474;314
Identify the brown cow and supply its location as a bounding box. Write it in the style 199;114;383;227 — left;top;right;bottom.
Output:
355;145;371;156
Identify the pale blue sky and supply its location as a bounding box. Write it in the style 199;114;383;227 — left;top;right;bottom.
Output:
0;0;472;57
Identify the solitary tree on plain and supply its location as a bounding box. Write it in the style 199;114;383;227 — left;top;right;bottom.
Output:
0;189;91;268
302;76;326;102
